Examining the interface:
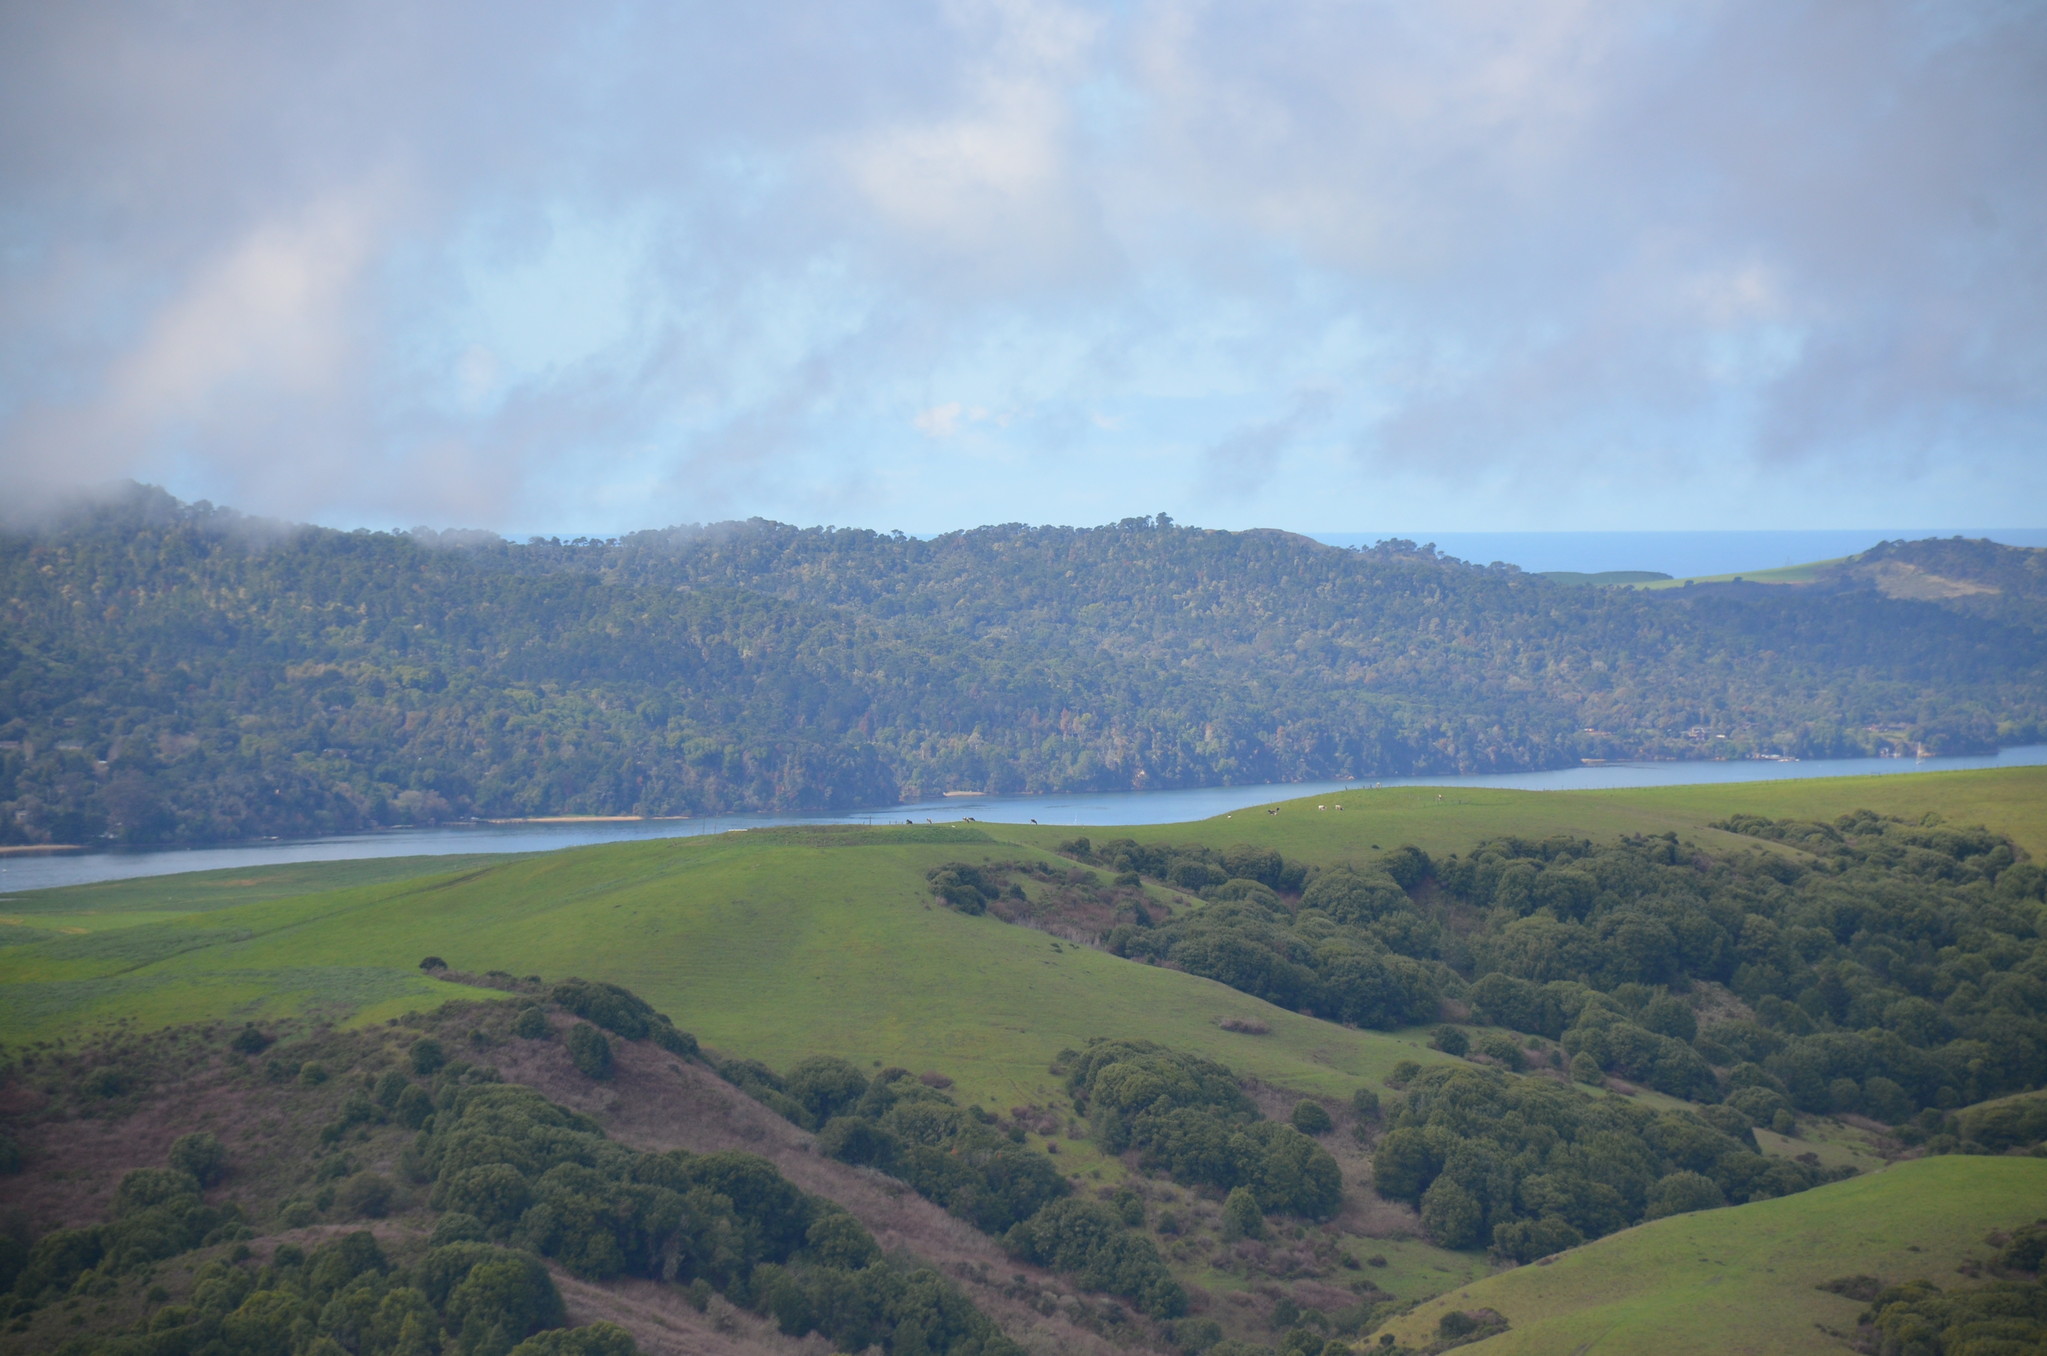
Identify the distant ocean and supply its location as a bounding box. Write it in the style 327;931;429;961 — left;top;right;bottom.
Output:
1304;529;2047;579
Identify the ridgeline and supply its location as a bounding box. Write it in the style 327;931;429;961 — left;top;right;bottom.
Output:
2;485;2042;846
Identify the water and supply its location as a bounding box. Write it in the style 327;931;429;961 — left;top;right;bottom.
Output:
4;745;2043;895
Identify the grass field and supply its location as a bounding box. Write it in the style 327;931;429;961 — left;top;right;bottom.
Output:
1377;1155;2047;1354
999;764;2047;866
1632;556;1850;589
4;768;2041;1090
0;826;1468;1121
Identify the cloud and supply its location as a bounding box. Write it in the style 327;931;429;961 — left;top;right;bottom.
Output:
0;0;2041;533
913;402;995;437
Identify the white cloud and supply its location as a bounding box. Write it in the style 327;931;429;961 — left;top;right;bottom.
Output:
0;0;2040;533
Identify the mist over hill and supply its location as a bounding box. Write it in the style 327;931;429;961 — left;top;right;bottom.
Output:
1;485;2042;847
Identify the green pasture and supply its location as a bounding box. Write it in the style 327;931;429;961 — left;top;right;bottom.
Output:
2;769;2041;1101
0;852;521;920
1632;555;1850;589
999;764;2047;866
1379;1155;2047;1354
0;826;1463;1114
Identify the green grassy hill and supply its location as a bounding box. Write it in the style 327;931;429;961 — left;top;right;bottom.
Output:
7;767;2043;1081
1633;556;1850;589
5;766;2047;1351
0;826;1459;1118
999;764;2047;864
1378;1155;2047;1354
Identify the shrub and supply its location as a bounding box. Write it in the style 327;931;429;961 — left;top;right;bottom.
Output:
334;1172;394;1219
167;1133;227;1187
410;1037;447;1076
784;1056;869;1127
1490;1215;1583;1264
443;1251;568;1349
1289;1101;1333;1136
512;1006;550;1040
1431;1026;1469;1056
803;1213;881;1270
1476;1033;1526;1070
1421;1177;1485;1249
420;956;448;971
395;1083;436;1129
1220;1187;1264;1241
229;1024;272;1055
83;1066;132;1098
551;977;696;1055
1644;1171;1725;1220
566;1023;613;1080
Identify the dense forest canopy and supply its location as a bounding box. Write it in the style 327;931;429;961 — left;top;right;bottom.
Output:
1060;811;2047;1121
2;485;2042;846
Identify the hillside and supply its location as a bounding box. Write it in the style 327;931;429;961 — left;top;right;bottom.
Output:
5;769;2047;1352
2;486;2043;847
1376;1155;2047;1353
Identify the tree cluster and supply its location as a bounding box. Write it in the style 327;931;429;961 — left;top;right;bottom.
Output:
7;1179;631;1356
1068;840;1448;1030
417;1079;1016;1355
1087;812;2047;1126
1372;1064;1837;1257
1062;1040;1344;1220
715;1055;1184;1319
1449;813;2047;1116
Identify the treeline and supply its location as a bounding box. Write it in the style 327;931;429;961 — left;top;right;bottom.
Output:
1053;812;2047;1124
4;484;2043;845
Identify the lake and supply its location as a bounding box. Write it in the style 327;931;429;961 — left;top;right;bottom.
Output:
4;744;2043;894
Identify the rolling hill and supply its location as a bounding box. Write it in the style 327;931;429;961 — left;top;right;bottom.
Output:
1376;1155;2047;1354
5;768;2046;1353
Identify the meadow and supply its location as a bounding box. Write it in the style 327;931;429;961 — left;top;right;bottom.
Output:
1377;1154;2047;1353
6;766;2043;1102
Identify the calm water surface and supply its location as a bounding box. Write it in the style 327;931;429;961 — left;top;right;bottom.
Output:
5;745;2043;894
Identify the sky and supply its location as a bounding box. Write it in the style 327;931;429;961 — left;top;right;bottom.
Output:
1;0;2042;539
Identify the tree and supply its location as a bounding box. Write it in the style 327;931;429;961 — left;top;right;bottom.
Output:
167;1132;227;1187
784;1056;869;1127
1420;1178;1484;1249
1289;1100;1333;1136
1371;1128;1440;1204
566;1024;612;1080
1644;1171;1724;1219
1220;1187;1265;1241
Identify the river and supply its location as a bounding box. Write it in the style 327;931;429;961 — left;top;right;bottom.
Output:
4;744;2043;895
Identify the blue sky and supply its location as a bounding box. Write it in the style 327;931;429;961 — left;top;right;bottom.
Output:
2;1;2042;538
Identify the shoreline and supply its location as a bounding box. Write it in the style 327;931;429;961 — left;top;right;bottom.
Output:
3;745;2041;893
479;815;693;825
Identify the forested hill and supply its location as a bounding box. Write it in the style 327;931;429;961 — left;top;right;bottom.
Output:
1;486;2042;847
